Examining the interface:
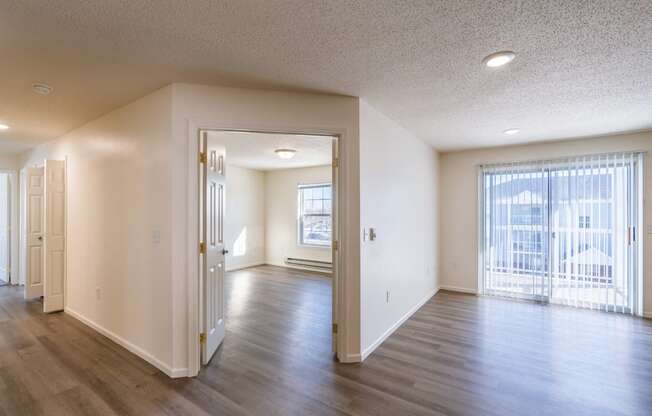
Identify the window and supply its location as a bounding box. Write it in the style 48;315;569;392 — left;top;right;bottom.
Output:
298;183;332;247
511;205;542;225
579;215;591;229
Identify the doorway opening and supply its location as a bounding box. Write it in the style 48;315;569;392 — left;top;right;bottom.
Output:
196;129;340;370
0;172;11;286
479;152;644;315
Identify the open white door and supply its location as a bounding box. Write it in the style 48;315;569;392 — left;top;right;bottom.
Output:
201;134;226;364
25;167;44;299
43;160;66;313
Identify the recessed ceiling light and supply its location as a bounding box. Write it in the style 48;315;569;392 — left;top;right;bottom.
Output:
482;51;516;68
275;149;297;159
503;128;520;135
32;83;53;95
0;123;9;131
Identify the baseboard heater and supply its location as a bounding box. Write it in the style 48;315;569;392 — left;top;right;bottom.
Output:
285;257;332;271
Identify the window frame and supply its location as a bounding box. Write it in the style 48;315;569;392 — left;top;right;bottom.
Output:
297;182;332;248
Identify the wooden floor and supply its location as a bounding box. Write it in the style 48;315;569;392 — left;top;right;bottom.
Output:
1;265;652;415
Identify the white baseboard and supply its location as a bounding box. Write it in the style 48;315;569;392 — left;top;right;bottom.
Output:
361;287;439;361
266;260;331;274
225;261;265;272
643;311;652;319
64;307;187;378
438;285;477;294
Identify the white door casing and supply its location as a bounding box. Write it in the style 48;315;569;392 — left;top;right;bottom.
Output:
25;167;44;299
43;160;66;313
201;135;226;364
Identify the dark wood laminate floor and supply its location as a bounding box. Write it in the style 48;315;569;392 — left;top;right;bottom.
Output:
1;265;651;415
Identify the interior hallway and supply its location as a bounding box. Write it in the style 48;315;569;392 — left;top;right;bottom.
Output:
0;266;651;415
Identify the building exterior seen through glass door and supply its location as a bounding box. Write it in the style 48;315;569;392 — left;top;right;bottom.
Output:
480;152;643;314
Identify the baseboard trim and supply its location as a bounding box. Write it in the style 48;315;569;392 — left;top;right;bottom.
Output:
643;311;652;319
266;260;332;274
438;285;477;294
64;307;187;378
361;287;439;361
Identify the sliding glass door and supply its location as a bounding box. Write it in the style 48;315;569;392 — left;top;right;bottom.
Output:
480;152;642;314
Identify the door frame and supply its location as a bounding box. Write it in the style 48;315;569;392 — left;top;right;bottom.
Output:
186;124;348;377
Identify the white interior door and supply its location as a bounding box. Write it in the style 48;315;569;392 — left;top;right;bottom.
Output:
201;135;226;364
25;167;44;299
43;160;66;313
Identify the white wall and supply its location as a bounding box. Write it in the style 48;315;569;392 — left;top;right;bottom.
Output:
170;83;361;371
358;100;440;358
439;131;652;315
265;165;332;268
225;164;265;271
18;86;176;374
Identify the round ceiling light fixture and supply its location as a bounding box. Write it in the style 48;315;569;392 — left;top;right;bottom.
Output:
32;82;53;95
503;128;520;135
274;148;297;159
0;123;9;131
482;51;516;68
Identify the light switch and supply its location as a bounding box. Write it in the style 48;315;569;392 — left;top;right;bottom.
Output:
152;230;161;244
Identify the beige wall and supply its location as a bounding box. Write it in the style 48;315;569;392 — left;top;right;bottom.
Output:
18;86;175;373
439;131;652;315
0;154;19;170
359;100;440;357
225;164;266;271
170;83;361;371
265;165;332;268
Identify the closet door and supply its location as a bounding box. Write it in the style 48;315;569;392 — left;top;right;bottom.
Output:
25;167;44;299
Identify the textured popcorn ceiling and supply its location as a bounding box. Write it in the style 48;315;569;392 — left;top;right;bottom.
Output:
208;131;332;171
1;0;651;153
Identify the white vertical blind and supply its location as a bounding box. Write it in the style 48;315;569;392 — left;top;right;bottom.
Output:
481;152;642;313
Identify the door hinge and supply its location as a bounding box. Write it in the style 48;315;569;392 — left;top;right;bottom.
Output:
332;240;339;250
332;323;338;334
199;332;206;344
199;152;207;164
333;158;339;168
199;242;206;254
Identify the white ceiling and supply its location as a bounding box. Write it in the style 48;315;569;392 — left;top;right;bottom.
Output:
1;1;651;154
208;131;332;171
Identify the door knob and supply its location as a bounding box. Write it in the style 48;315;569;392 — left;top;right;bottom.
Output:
222;249;229;255
38;236;43;241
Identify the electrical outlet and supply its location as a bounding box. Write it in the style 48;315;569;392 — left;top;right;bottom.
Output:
96;287;101;300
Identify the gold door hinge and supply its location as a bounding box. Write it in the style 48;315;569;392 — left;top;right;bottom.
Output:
199;333;206;344
332;240;339;250
332;323;338;334
199;152;207;164
333;158;339;168
199;242;206;254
